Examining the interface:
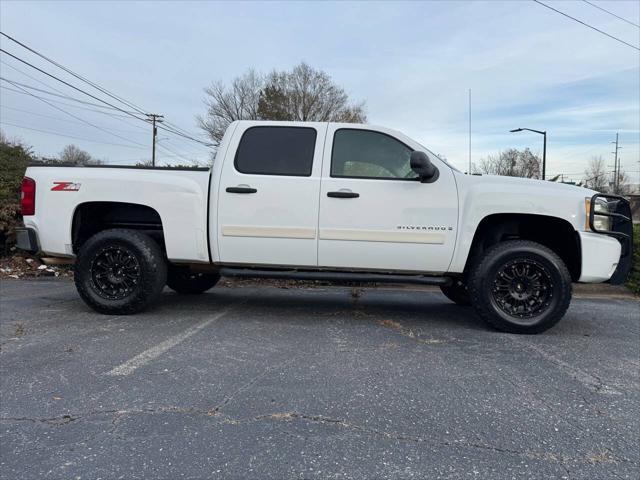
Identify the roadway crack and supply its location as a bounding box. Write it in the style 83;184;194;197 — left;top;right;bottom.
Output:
208;357;296;415
3;407;636;468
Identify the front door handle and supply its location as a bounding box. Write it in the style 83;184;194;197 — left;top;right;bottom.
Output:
226;186;257;194
327;191;359;198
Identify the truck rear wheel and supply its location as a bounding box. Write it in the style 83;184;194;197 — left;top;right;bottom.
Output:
74;229;167;314
440;279;471;306
167;266;220;294
468;240;571;334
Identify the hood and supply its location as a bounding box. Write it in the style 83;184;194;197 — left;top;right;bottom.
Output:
457;172;597;198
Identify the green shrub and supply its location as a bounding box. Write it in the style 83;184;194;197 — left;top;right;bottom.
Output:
0;139;32;252
627;224;640;295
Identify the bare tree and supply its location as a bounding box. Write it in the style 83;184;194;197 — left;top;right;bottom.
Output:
59;145;101;165
583;156;609;192
197;69;263;146
198;63;366;145
582;156;631;194
257;83;289;121
611;170;632;195
473;153;512;176
515;148;541;178
472;148;541;178
261;63;367;123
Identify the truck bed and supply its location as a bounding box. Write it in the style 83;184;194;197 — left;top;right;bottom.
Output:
21;164;212;262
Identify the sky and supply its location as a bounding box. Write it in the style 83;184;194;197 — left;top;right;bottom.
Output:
0;0;638;184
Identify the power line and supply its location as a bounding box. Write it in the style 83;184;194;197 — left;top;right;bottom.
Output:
1;82;206;159
1;50;210;146
0;83;205;160
156;123;214;147
156;142;205;166
2;78;148;149
162;119;211;144
0;105;148;135
0;48;152;121
0;31;149;116
157;137;208;164
1;32;214;148
0;85;148;123
0;76;141;113
155;150;208;162
0;121;147;150
582;0;640;29
1;34;212;160
160;138;212;157
533;0;640;51
2;58;79;101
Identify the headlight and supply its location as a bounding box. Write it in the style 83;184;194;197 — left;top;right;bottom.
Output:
586;197;612;232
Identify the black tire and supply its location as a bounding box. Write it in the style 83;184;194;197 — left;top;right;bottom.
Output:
440;279;471;306
468;240;572;334
166;265;220;294
74;229;167;315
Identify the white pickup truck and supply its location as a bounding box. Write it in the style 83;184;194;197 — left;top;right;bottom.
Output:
16;121;633;333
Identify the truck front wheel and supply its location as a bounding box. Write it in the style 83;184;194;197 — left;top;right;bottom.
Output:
468;240;572;334
167;266;220;294
74;229;167;314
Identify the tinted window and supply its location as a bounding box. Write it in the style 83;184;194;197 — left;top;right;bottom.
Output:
331;129;416;179
235;127;317;176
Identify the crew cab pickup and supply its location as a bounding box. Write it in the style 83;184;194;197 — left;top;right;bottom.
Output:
16;121;634;333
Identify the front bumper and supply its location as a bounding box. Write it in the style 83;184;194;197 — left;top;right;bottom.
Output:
15;227;39;253
578;232;621;283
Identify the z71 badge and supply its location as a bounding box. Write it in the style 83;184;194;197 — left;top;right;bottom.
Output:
51;182;81;192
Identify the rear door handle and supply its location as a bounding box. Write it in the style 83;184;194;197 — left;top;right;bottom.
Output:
226;186;257;194
327;191;359;198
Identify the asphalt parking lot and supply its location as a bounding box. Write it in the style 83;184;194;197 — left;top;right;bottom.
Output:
1;278;638;479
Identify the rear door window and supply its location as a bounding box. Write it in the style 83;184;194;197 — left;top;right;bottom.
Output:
235;126;317;176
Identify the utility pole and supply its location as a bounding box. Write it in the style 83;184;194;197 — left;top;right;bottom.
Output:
611;133;621;193
147;114;164;166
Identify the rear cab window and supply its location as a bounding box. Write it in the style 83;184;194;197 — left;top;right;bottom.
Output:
235;126;317;176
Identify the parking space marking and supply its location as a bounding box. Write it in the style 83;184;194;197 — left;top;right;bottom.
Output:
506;336;621;395
106;307;233;376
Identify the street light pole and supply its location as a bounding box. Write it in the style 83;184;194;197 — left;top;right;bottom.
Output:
510;128;547;180
542;130;547;181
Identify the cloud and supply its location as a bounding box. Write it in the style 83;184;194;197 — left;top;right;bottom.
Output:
0;0;637;177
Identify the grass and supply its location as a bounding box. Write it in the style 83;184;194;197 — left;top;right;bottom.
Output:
626;224;640;295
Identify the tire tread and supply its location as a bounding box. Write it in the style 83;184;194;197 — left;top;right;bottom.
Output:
468;240;572;334
74;229;167;314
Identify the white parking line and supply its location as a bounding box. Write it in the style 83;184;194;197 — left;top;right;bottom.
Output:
506;336;622;395
106;307;232;376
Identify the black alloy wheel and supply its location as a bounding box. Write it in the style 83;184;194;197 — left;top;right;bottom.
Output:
468;240;572;334
75;229;167;314
90;245;141;300
490;258;553;321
